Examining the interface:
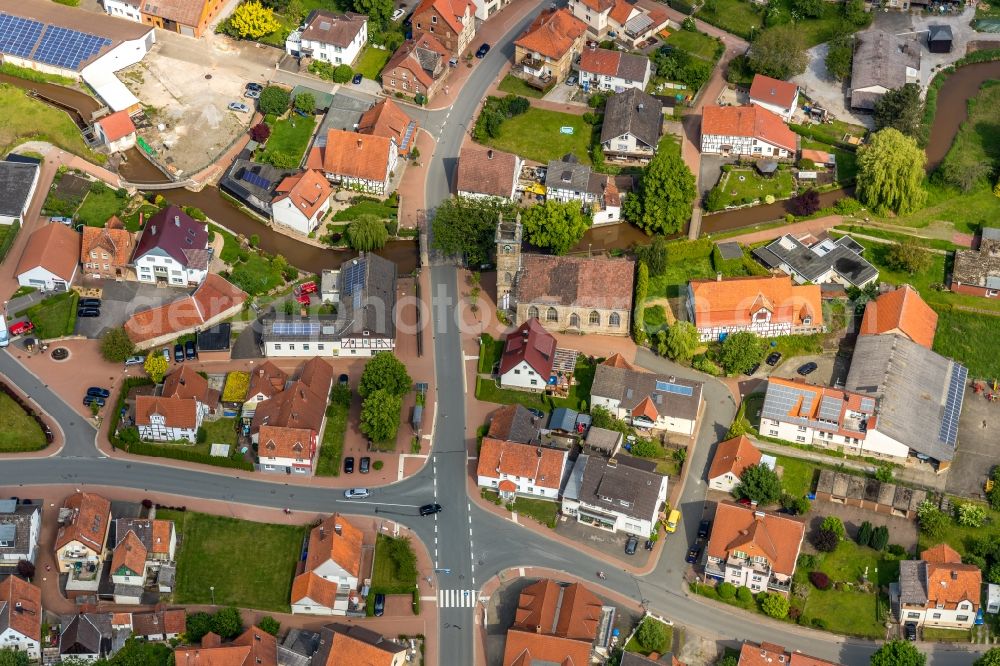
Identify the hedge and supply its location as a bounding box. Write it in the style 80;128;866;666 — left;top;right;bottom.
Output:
0;220;20;263
124;440;254;470
109;377;154;439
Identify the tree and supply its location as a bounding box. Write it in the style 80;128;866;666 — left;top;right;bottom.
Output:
791;0;823;17
228;0;280;39
812;529;840;552
789;189;820;216
957;502;987;528
259;85;290;115
633;261;649;344
16;559;35;579
333;65;353;83
359;353;412;397
360;389;403;442
941;149;993;192
760;592;790;619
917;500;946;539
520;200;592;255
780;493;810;515
870;639;926;666
747;26;808;80
870;525;889;551
0;650;29;666
809;571;831;590
346;215;389;251
824;35;854;81
186;612;214;642
636;618;669;653
211;607;243;639
883;240;931;275
249;122;271;143
665;321;699;361
353;0;393;26
875;464;894;483
294;92;315;115
258;616;280;636
734;463;782;505
974;649;1000;666
622;148;696;235
100;327;135;362
106;637;172;666
857;520;873;547
856;128;927;215
631;439;662;457
873;84;923;138
431;196;517;267
820;515;845;540
843;0;870;25
144;353;168;384
736;586;753;603
719;331;764;375
717;656;739;666
717;582;737;599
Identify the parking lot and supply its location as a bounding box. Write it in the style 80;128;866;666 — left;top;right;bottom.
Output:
771;352;849;387
945;385;1000;499
74;281;189;339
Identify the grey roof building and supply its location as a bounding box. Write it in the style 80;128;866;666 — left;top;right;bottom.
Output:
600;88;663;155
845;334;968;464
562;455;668;534
927;24;953;53
488;404;543;444
851;30;920;110
898;559;929;606
0;159;40;224
59;613;124;661
753;233;878;288
219;152;294;218
590;361;703;431
0;498;41;568
545;154;595;197
312;624;407;664
951;227;1000;294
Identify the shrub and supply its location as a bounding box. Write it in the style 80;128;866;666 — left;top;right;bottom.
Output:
870;525;889;551
636;618;670;653
333;65;353;83
812;529;839;552
820;516;845;540
857;520;873;547
736;586;753;603
809;571;831;590
834;196;864;215
258;86;290;116
811;617;827;629
797;553;817;571
717;582;737;599
196;427;207;444
917;500;946;538
373;460;384;470
790;189;820;216
887;544;907;557
957;502;987;528
760;592;790;619
250;122;271;142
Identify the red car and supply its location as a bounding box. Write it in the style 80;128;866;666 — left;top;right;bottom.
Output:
8;320;34;336
296;292;311;305
294;281;317;296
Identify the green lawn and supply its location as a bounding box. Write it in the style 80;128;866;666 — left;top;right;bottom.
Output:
478;333;504;374
355;45;392;80
372;534;418;591
511;496;559;528
482;107;594;165
0;84;103;162
933;308;1000;380
774;455;817;498
76;184;127;227
834;225;960;251
259;113;317;167
201;417;238;446
800;137;857;184
923;627;971;642
663;29;720;61
331;197;398;222
711;169;795;208
0;224;17;263
873;184;997;236
0;391;46;452
122;203;160;232
315;401;348;476
646;256;716;300
498;74;546;99
475;356;594;412
16;292;78;339
158;509;306;611
228;253;286;297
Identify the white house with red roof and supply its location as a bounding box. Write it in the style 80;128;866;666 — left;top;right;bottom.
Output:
748;74;799;121
95;110;137;152
707;434;774;492
306;129;398;196
705;502;806;593
291;514;365;615
569;0;616;38
271;169;333;235
700;104;797;159
0;576;42;661
498;318;557;392
476;438;567;501
578;45;651;92
132;205;210;286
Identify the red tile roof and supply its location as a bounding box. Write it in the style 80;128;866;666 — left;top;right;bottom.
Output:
601;353;636;370
578;0;615;13
738;642;788;666
162;364;219;409
272;169;332;221
111;530;147;576
124;274;246;344
0;575;41;642
135;396;199;429
413;0;472;35
708;435;762;481
456;146;520;198
81;224;134;268
323;625;407;666
925;557;981;610
55;492;111;554
247;361;288;401
765;377;875;438
502;631;592;666
258;425;313;462
15;222;80;283
499;318;557;376
922;543;962;564
477;438;565;489
707;502;805;577
97;110;136;142
131;609;186;637
383;34;450;89
609;0;634;25
702;104;797;153
689;275;822;330
358;98;415;153
579;47;622;77
308;129;392;184
290;572;339;608
749;74;798;111
174;626;277;666
859;285;937;349
515;8;587;61
515;254;636;311
304;513;364;579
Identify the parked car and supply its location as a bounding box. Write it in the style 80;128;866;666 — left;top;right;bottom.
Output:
338;373;349;386
765;352;782;366
797;362;818;376
79;298;101;308
360;456;370;473
228;102;251;113
475;43;490;58
295;281;318;296
86;387;110;399
124;355;145;366
344;488;370;499
77;308;100;317
83;396;105;407
644;539;654;551
697;519;711;540
374;593;385;616
391;7;405;19
344;456;355;474
295;292;311;305
905;622;917;641
352;73;363;84
244;89;260;99
173;344;184;362
624;535;639;555
8;321;33;336
747;363;760;376
245;82;263;92
565;75;577;85
162;347;171;362
185;340;197;360
686;544;702;564
419;503;442;516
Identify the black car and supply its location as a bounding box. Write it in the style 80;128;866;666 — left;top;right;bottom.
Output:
904;622;917;641
83;395;105;407
766;352;782;366
360;456;371;473
419;503;443;516
77;308;100;317
79;298;101;308
686;544;702;564
344;456;355;474
86;387;110;399
797;362;818;376
352;73;363;84
475;43;490;58
174;344;184;362
339;373;349;386
374;593;385;616
697;519;711;539
185;340;197;359
246;82;263;92
747;363;760;376
625;535;638;555
644;539;654;551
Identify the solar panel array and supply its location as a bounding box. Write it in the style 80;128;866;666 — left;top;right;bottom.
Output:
938;364;968;446
34;25;112;70
817;396;842;423
860;397;876;412
271;321;321;336
241;170;271;189
762;382;811;424
654;380;694;397
341;259;367;296
0;15;44;58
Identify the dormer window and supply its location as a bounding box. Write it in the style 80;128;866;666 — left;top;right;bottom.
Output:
803;316;812;325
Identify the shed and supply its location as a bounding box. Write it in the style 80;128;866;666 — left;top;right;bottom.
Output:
988;584;1000;614
715;241;743;261
755;159;778;176
548;407;579;433
927;25;952;53
196;324;232;361
291;85;335;112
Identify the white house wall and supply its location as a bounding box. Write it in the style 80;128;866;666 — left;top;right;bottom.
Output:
499;360;547;391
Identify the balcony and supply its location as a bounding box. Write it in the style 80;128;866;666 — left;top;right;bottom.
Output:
520;54;546;74
768;577;792;593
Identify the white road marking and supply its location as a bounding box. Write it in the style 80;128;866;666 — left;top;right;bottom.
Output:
439;589;478;608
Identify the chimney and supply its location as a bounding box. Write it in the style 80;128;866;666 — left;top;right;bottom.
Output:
356;138;363;149
174;216;181;227
334;523;342;535
716;273;722;281
487;149;494;159
151;225;157;236
638;103;644;111
536;447;542;457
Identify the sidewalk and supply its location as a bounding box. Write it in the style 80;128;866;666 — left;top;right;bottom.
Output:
713;214;846;244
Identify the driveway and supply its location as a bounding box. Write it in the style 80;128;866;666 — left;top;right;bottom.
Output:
771;352;849;388
793;43;873;128
552;517;653;567
74;281;188;339
945;385;1000;500
699;154;728;196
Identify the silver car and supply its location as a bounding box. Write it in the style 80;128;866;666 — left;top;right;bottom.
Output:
344;488;370;499
244;89;260;99
228;101;251;113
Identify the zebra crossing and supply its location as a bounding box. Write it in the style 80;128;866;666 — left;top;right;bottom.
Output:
438;589;479;608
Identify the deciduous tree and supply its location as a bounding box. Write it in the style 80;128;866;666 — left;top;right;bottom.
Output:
719;330;764;375
360;389;402;442
874;84;923;138
258;616;280;636
636;618;670;653
333;65;354;83
974;649;1000;666
100;327;135;363
520;200;592;255
883;240;931;275
0;649;30;666
957;502;987;528
294;92;315;115
249;122;271;143
346;215;389;251
185;612;214;642
856;128;927;215
665;321;700;361
144;353;168;384
228;0;280;39
811;529;840;552
359;353;412;397
354;0;393;26
748;26;808;80
870;640;926;666
734;463;782;505
622;148;696;235
431;196;517;267
760;592;790;619
258;85;290;116
941;149;993;192
820;515;845;540
211;607;243;639
917;500;946;538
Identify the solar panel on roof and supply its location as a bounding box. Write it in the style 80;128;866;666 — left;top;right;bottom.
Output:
860;397;875;412
342;259;367;296
33;24;111;71
654;380;693;397
272;321;321;336
938;364;967;446
818;396;841;422
0;14;44;59
241;170;271;189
